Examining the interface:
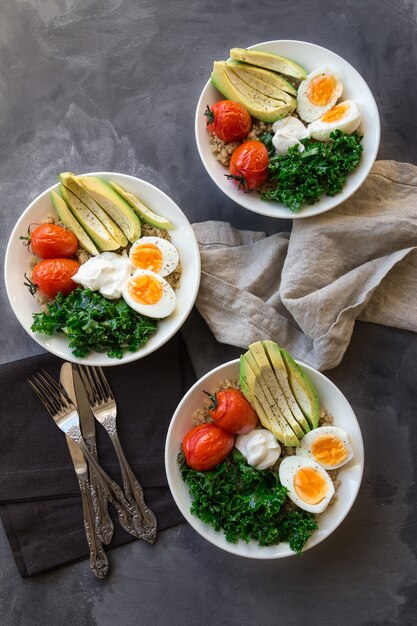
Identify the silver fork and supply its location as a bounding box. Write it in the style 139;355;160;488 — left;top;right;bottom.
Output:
28;370;143;541
75;365;157;544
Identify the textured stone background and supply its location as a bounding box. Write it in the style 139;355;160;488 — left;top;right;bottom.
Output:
0;1;416;624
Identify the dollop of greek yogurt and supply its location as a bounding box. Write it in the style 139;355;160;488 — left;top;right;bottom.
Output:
272;116;309;155
235;429;281;470
72;252;132;299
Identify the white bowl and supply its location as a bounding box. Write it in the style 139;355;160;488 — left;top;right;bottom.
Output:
195;39;380;219
4;172;201;366
165;358;364;558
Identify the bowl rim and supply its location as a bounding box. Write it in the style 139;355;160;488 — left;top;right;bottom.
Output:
165;356;364;559
4;172;201;366
195;38;381;219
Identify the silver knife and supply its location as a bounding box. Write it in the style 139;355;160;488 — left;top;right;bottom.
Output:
71;365;114;545
59;363;114;545
59;364;109;579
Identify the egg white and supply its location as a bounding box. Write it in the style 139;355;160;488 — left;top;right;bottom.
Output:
129;236;179;277
307;100;361;141
297;66;343;123
296;426;354;470
122;268;176;319
279;456;335;514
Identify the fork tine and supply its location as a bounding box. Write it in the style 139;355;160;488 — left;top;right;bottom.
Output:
75;365;114;405
28;375;57;417
75;365;99;405
34;372;63;413
94;367;114;401
39;371;69;412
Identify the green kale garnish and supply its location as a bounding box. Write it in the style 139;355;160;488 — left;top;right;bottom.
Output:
262;130;363;212
179;448;318;553
31;287;158;358
259;131;275;157
280;509;319;554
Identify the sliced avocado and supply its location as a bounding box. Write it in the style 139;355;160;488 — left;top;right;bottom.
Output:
108;181;174;230
230;48;307;81
59;173;128;247
262;340;310;433
229;62;297;96
240;357;285;443
226;61;297;99
211;61;292;123
240;352;300;446
239;372;276;434
224;64;295;116
77;176;141;244
226;62;296;107
247;342;305;439
50;190;99;256
280;349;320;429
59;186;120;252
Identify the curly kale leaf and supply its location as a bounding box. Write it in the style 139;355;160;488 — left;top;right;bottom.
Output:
179;448;317;553
31;288;157;358
262;130;363;211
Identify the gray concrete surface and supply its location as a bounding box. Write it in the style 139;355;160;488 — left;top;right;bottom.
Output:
1;1;416;624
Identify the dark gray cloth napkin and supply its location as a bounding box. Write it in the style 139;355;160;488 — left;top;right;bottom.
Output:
0;333;195;577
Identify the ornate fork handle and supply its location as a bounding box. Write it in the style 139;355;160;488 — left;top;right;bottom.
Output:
84;435;114;545
78;472;109;579
67;425;142;539
111;430;157;544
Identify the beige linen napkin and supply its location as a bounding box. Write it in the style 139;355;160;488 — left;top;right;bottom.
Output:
192;160;417;371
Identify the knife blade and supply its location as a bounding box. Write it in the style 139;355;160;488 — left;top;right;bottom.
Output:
72;365;97;442
59;363;88;476
70;364;115;545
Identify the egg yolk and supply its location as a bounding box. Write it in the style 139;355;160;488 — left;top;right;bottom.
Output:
321;102;350;123
294;467;328;504
311;435;349;467
131;243;163;273
128;274;163;305
307;74;337;106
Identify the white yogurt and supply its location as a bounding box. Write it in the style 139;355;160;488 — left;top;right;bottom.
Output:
235;429;281;470
272;116;309;155
72;252;132;299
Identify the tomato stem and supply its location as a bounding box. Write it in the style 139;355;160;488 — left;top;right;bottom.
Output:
19;223;39;251
204;105;214;126
202;390;218;410
225;166;249;192
23;272;37;297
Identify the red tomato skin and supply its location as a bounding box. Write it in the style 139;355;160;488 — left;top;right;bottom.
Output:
182;423;234;471
229;140;269;191
32;258;80;299
31;224;78;258
209;389;259;435
206;100;252;143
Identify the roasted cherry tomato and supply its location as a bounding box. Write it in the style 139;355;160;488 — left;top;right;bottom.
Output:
205;100;252;143
29;223;78;258
228;140;269;191
182;423;234;471
206;388;259;435
32;258;80;298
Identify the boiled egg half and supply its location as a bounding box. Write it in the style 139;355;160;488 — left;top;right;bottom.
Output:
129;236;179;277
307;100;361;141
122;269;176;318
279;456;335;514
296;426;354;470
297;67;343;123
